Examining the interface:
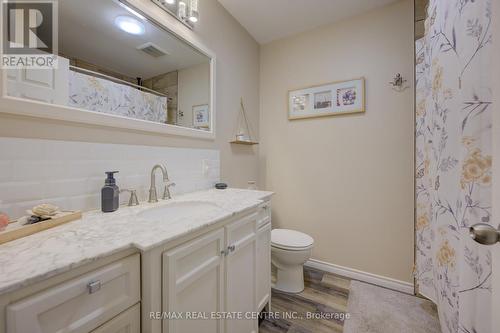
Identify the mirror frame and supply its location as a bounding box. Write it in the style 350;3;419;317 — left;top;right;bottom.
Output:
0;0;216;140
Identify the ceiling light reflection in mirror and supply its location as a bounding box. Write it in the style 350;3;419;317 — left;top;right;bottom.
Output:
115;16;145;35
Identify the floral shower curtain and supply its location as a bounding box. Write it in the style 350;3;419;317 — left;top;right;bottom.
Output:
415;1;493;333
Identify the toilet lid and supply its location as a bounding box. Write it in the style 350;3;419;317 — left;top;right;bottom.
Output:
271;229;314;249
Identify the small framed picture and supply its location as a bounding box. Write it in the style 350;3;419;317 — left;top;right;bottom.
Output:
314;90;332;109
288;78;365;120
192;104;210;128
291;94;308;112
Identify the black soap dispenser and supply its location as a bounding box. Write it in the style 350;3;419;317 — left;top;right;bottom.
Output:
102;171;119;213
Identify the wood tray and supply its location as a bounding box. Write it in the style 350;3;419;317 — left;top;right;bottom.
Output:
0;211;82;245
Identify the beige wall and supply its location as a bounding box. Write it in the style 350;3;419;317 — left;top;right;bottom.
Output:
0;0;260;189
259;0;414;282
178;63;210;128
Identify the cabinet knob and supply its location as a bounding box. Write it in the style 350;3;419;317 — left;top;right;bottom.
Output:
87;280;101;294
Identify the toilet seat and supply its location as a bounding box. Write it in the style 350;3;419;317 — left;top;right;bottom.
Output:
271;229;314;251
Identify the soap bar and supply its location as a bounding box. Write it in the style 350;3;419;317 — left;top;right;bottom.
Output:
32;204;58;217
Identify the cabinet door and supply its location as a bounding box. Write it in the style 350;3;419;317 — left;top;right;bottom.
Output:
5;56;69;104
91;303;140;333
256;222;271;312
225;213;258;333
163;229;225;333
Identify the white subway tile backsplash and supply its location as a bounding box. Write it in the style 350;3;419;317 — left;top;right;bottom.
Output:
0;161;13;182
0;137;220;218
0;181;45;203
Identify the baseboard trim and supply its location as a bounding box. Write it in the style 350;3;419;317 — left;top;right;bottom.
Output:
305;259;415;295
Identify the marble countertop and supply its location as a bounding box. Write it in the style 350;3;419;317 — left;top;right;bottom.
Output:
0;188;273;295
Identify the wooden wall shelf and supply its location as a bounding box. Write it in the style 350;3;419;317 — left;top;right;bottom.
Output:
230;140;259;145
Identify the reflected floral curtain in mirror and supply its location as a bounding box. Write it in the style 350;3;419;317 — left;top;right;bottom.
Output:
415;0;493;332
68;71;168;124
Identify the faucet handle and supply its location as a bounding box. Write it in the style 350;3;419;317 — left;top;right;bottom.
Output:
120;189;140;206
162;182;176;200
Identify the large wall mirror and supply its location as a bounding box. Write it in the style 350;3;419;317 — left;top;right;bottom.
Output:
1;0;214;137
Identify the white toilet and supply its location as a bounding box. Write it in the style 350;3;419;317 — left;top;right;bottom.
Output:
271;229;314;293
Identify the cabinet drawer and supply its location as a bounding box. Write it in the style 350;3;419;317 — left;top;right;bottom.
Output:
7;254;141;333
257;202;271;228
91;303;140;333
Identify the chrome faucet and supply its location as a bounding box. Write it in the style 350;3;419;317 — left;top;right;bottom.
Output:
148;164;176;203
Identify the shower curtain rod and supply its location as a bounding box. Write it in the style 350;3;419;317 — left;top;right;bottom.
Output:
69;65;168;98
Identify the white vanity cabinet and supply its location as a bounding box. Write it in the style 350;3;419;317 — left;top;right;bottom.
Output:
161;204;271;333
0;197;272;333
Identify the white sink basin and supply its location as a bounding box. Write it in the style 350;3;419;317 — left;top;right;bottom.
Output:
137;201;221;221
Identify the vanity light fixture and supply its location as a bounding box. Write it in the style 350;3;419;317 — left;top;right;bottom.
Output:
115;16;146;35
178;1;187;20
152;0;198;29
188;0;199;23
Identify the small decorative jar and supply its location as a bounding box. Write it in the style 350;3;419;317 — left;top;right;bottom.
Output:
0;212;9;231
